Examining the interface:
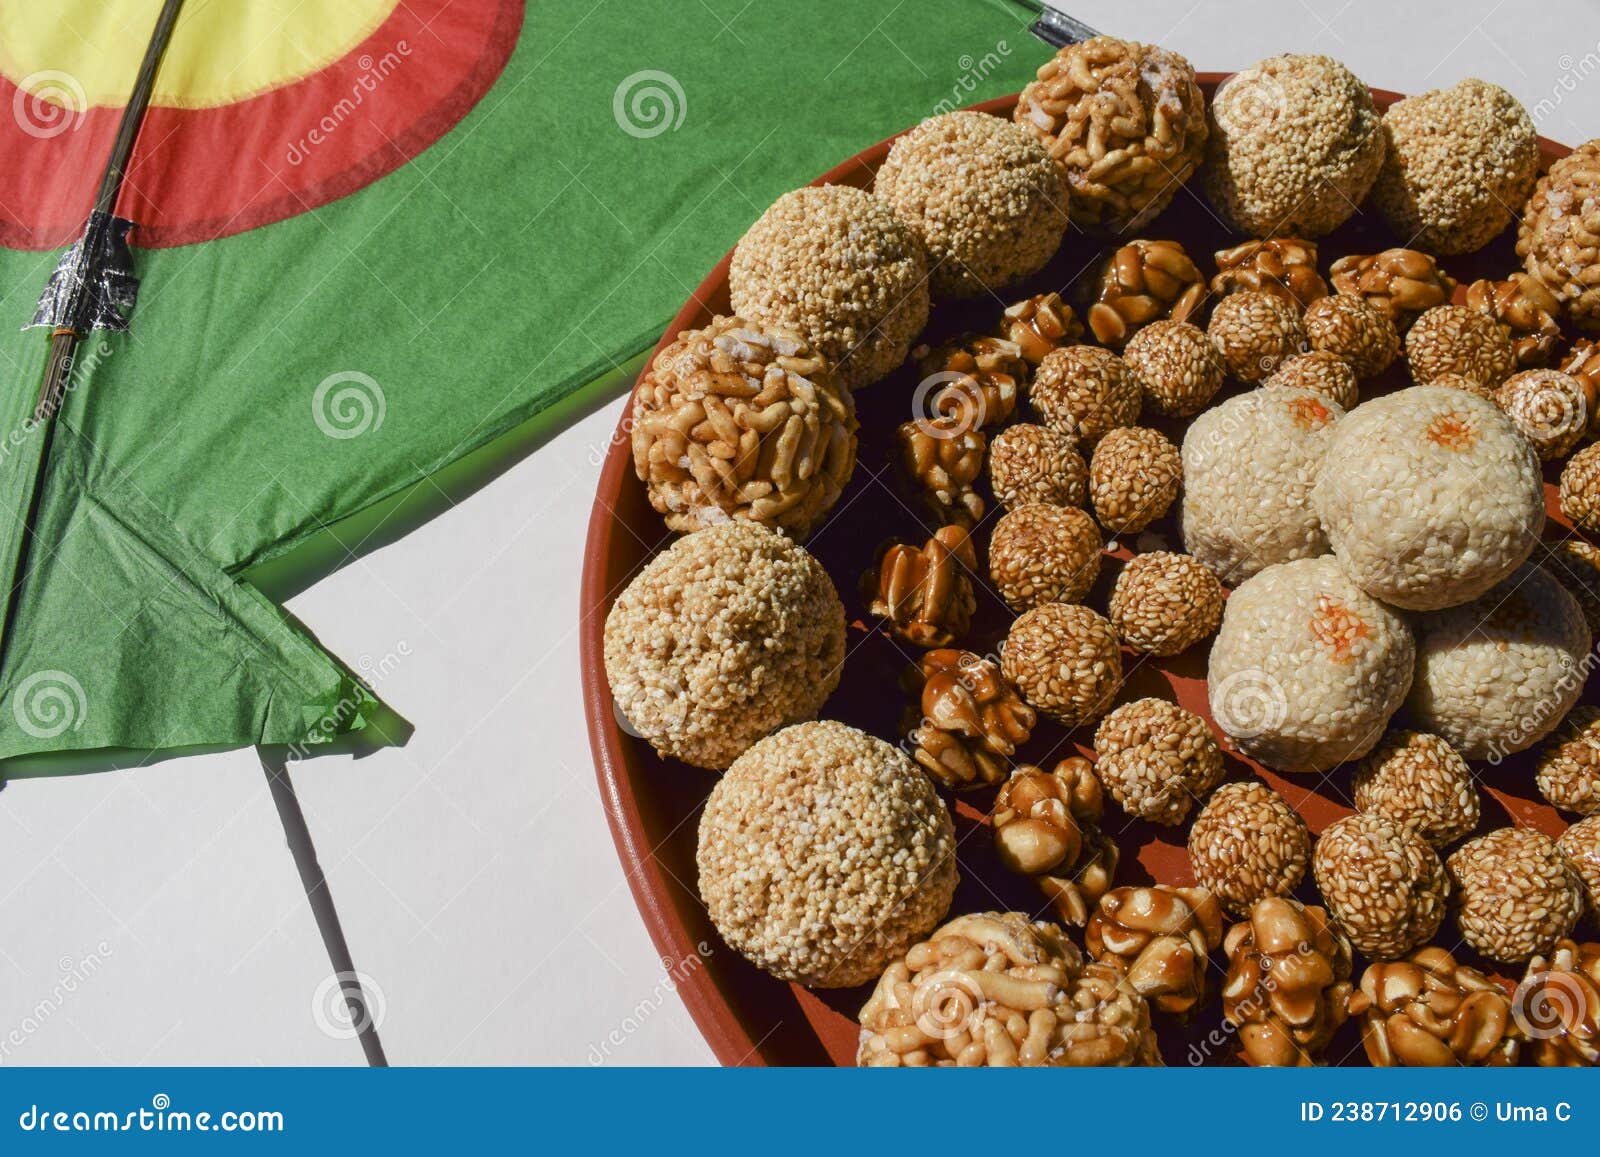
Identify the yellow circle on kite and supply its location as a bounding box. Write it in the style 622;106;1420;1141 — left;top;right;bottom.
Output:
0;0;399;109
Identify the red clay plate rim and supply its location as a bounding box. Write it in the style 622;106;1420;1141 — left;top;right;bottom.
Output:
578;76;1575;1067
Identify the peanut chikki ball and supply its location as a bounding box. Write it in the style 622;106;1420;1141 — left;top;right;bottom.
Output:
1030;346;1140;446
1013;36;1207;234
631;316;856;537
1496;369;1590;460
988;504;1103;611
1204;54;1385;238
604;522;844;770
697;721;957;988
1093;699;1224;826
1001;603;1122;729
1207;290;1306;383
987;423;1086;511
1519;139;1600;335
1180;386;1343;584
1330;248;1459;334
1302;294;1399;380
1559;815;1600;917
1209;556;1415;774
1536;706;1600;816
1405;305;1518;390
856;911;1160;1066
1373;79;1539;256
1108;551;1223;657
730;185;929;391
1264;351;1359;411
1313;812;1450;961
1122;320;1224;417
1187;781;1311;917
1313;386;1544;611
1447;828;1584;963
1089;426;1181;534
875;111;1067;300
1352;731;1481;849
1407;564;1588;760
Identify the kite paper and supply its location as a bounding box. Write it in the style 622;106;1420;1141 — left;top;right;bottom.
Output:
0;0;1049;773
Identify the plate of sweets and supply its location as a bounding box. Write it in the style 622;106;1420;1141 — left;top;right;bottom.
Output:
582;38;1600;1068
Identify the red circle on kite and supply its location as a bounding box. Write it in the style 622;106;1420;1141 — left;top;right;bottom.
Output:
0;0;523;250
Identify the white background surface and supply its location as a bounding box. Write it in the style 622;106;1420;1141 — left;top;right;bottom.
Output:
2;0;1596;1066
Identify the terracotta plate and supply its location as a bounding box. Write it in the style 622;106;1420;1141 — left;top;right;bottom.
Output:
580;79;1590;1067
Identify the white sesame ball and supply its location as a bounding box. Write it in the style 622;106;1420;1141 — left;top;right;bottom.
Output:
1208;556;1414;773
875;111;1067;300
730;185;929;390
1312;385;1544;611
1180;386;1343;583
604;522;845;770
1407;564;1589;760
697;721;957;987
1204;54;1385;238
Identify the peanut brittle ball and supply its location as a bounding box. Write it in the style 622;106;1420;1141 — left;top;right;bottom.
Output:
989;504;1103;611
1561;444;1600;534
1373;79;1539;256
1536;707;1600;816
1030;346;1140;446
987;423;1086;510
1447;828;1583;963
856;911;1159;1066
1329;248;1458;333
1093;699;1224;826
1519;139;1600;335
730;185;929;390
1207;290;1306;383
1264;351;1359;411
875;111;1067;300
1313;386;1544;610
1302;294;1400;380
1208;556;1414;773
698;721;957;987
1408;564;1588;760
1013;36;1207;234
1122;320;1225;417
1222;897;1353;1066
1559;816;1600;916
1089;426;1181;534
1002;603;1122;728
1313;812;1450;961
1352;731;1481;849
1204;54;1385;238
1405;305;1518;390
1108;551;1224;656
1466;273;1564;368
1180;386;1343;583
604;522;844;770
1085;240;1207;348
631;316;856;537
1188;781;1311;917
1350;947;1522;1066
1496;369;1590;460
